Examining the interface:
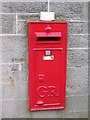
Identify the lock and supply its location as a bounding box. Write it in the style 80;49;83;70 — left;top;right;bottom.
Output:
38;74;44;82
46;50;51;56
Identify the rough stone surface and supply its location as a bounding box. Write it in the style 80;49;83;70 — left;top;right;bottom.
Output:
31;109;63;118
0;2;2;13
0;36;2;63
0;68;1;79
68;35;88;48
2;99;31;118
2;81;28;99
64;95;88;113
2;100;19;118
2;64;28;83
68;49;88;67
68;22;88;34
17;21;27;34
89;34;90;47
2;64;20;83
62;111;88;118
0;35;2;114
0;83;2;99
2;14;16;34
70;111;88;118
66;68;88;95
2;2;48;13
1;1;89;119
18;14;40;20
50;2;88;21
2;0;48;1
55;13;84;21
2;36;27;62
50;2;84;13
55;10;88;21
0;100;2;119
0;15;2;34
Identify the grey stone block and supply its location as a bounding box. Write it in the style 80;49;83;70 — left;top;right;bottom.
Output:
2;82;28;99
82;2;88;21
17;21;27;34
18;63;28;82
2;0;47;1
64;95;88;113
69;111;88;118
0;15;2;34
0;83;2;98
16;99;32;118
2;2;47;13
2;63;28;83
68;35;88;48
0;66;2;83
18;13;40;20
2;64;28;99
0;100;2;119
2;100;18;118
50;2;88;21
55;13;83;21
0;37;2;63
2;14;16;34
0;2;2;13
17;81;28;98
88;35;90;48
62;111;88;118
2;82;18;99
2;99;30;118
0;36;2;47
68;49;88;67
66;68;88;95
68;22;88;34
2;36;28;62
62;112;72;118
50;2;84;13
0;64;2;85
31;110;63;118
2;64;19;83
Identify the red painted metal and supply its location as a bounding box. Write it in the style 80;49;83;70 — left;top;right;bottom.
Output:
28;21;68;111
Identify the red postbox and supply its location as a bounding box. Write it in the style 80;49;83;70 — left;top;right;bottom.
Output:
28;21;68;111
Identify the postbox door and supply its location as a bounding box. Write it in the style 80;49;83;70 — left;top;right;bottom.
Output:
34;48;65;109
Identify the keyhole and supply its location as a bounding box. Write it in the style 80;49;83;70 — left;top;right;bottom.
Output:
38;74;44;82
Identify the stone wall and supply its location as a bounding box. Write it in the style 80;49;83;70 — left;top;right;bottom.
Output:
0;1;88;118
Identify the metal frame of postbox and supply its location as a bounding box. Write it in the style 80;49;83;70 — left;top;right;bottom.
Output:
28;21;68;111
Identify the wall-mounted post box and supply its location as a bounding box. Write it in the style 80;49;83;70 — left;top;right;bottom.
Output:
28;22;68;111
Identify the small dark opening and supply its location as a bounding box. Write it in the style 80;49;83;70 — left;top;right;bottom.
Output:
37;37;60;41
